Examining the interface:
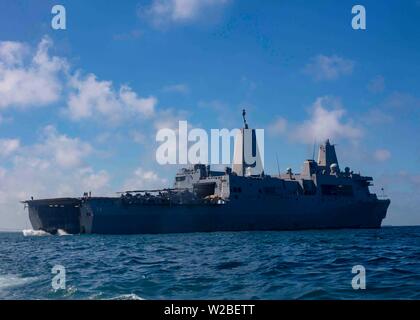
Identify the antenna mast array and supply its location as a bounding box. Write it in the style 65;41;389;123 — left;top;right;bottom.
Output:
242;109;249;129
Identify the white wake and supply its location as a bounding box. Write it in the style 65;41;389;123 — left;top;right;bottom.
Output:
57;229;72;236
109;293;145;300
22;229;73;236
22;229;51;237
0;275;38;291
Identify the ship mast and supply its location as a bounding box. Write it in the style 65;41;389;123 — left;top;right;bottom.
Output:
242;109;249;129
233;109;264;176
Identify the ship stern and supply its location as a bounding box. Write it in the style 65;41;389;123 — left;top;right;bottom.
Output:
24;198;82;234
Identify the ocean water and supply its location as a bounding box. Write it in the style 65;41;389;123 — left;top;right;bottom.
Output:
0;226;419;300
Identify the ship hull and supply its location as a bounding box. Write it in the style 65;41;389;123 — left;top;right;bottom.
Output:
26;198;81;234
77;197;390;235
25;196;390;235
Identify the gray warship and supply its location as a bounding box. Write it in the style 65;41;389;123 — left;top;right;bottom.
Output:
23;112;390;234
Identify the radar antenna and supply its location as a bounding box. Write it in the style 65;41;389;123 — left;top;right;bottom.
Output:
242;109;249;129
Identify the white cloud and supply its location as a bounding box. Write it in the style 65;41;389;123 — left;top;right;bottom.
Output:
0;41;28;66
130;130;147;144
292;96;363;144
197;99;240;127
123;167;168;191
79;168;110;191
67;73;119;120
0;37;157;124
153;108;189;130
0;162;110;225
368;75;385;94
162;83;190;94
374;149;391;162
0;138;20;157
119;85;156;116
0;166;6;178
304;55;355;81
0;35;169;228
0;127;111;229
0;36;66;109
35;125;93;168
268;117;287;135
374;172;420;225
67;73;156;122
142;0;229;26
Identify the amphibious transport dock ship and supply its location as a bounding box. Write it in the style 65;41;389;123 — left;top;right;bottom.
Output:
23;112;390;234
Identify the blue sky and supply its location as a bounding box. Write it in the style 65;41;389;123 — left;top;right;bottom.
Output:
0;0;419;228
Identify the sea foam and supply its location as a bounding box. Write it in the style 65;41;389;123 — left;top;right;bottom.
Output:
22;229;72;236
22;229;51;237
57;229;72;236
0;275;38;291
109;293;145;300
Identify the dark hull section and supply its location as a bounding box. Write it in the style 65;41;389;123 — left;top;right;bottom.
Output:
79;197;390;235
26;196;390;235
26;198;81;234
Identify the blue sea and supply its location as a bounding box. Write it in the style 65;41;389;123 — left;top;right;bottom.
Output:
0;226;419;300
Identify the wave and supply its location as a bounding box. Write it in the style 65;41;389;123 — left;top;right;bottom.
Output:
296;288;330;299
215;261;244;270
0;275;38;291
22;229;72;236
22;229;51;237
57;229;72;236
109;293;145;300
